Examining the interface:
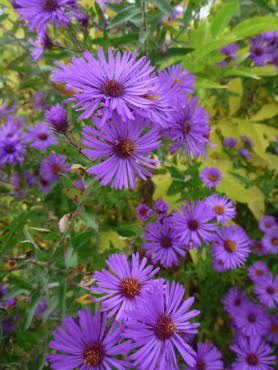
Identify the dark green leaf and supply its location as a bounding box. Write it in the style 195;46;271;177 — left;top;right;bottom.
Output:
25;290;42;330
154;0;172;16
107;6;141;29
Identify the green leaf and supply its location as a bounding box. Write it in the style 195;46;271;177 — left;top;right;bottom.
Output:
233;17;278;39
193;37;236;62
153;0;172;16
25;290;42;330
182;0;193;28
80;209;99;231
9;275;34;291
107;6;141;29
94;2;105;29
210;0;239;38
223;66;260;79
251;0;275;12
166;47;194;57
0;213;27;253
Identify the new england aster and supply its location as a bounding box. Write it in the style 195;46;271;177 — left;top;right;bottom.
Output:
81;115;160;190
25;122;57;151
16;0;81;32
47;308;132;369
0;136;26;166
254;274;278;309
92;253;159;321
40;153;70;183
123;279;200;369
52;47;158;125
188;342;224;370
205;194;236;223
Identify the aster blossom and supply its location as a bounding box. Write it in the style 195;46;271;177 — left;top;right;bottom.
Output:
240;147;250;159
172;200;217;249
249;35;275;66
136;204;152;221
40;153;70;183
223;137;238;148
266;315;278;344
45;104;69;134
81;116;160;190
31;29;53;61
248;261;269;284
259;215;277;233
92;253;160;321
165;96;211;158
47;307;132;369
123;279;200;369
222;288;247;317
205;194;236;223
200;167;222;188
230;336;276;370
16;0;81;32
212;225;250;270
143;218;187;268
254;274;278;309
188;342;224;370
250;239;266;255
52;47;157;125
262;228;278;254
25;122;57;151
0;136;25;166
155;199;169;216
218;43;239;68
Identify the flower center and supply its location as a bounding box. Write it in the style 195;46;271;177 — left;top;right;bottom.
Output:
4;144;15;154
265;221;272;228
101;79;124;97
255;269;263;276
254;243;262;252
139;208;147;217
43;0;58;11
160;236;172;248
38;133;48;140
266;286;275;295
83;343;104;367
213;205;224;215
254;48;263;56
114;138;135;159
187;219;199;231
154;315;175;340
183;121;191;135
224;240;236;253
234;297;241;306
120;277;142;299
272;238;278;246
40;179;48;186
246;353;258;366
52;164;62;175
218;259;224;266
197;359;207;370
275;56;278;65
271;323;278;334
248;313;256;323
208;173;218;182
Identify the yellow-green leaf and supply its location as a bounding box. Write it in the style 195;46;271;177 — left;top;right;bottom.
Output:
250;103;278;122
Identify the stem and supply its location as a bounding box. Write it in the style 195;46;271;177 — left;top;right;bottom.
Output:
68;23;84;52
64;133;97;163
141;0;148;55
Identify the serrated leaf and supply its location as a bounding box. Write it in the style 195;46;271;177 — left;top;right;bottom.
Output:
210;0;239;38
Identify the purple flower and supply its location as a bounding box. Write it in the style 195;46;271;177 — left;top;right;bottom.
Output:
259;215;277;233
212;225;250;271
212;257;226;272
2;316;19;334
240;147;250;159
11;0;21;9
223;137;238;148
31;30;53;61
233;301;269;337
12;170;36;196
222;288;247;317
0;120;22;140
16;0;81;32
249;36;274;66
250;239;267;255
218;43;239;68
154;199;169;218
92;253;159;321
172;200;217;248
270;51;278;73
248;261;269;284
165;96;211;158
38;178;51;193
40;153;70;183
52;47;157;125
262;228;278;254
137;204;152;221
45;104;69;134
0;284;16;307
74;179;85;193
254;274;278;309
35;299;47;320
188;342;223;370
81;116;160;190
33;91;44;110
242;134;254;147
200;167;222;188
158;64;195;97
230;336;276;369
47;307;132;369
0;136;25;166
123;279;200;368
143;218;187;268
25;122;57;151
266;315;278;344
205;194;236;223
0;103;17;119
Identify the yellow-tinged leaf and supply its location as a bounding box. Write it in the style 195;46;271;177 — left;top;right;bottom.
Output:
250;103;278;122
248;199;265;221
76;294;94;304
227;78;243;116
98;231;126;252
152;173;180;211
252;65;277;76
189;249;198;264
